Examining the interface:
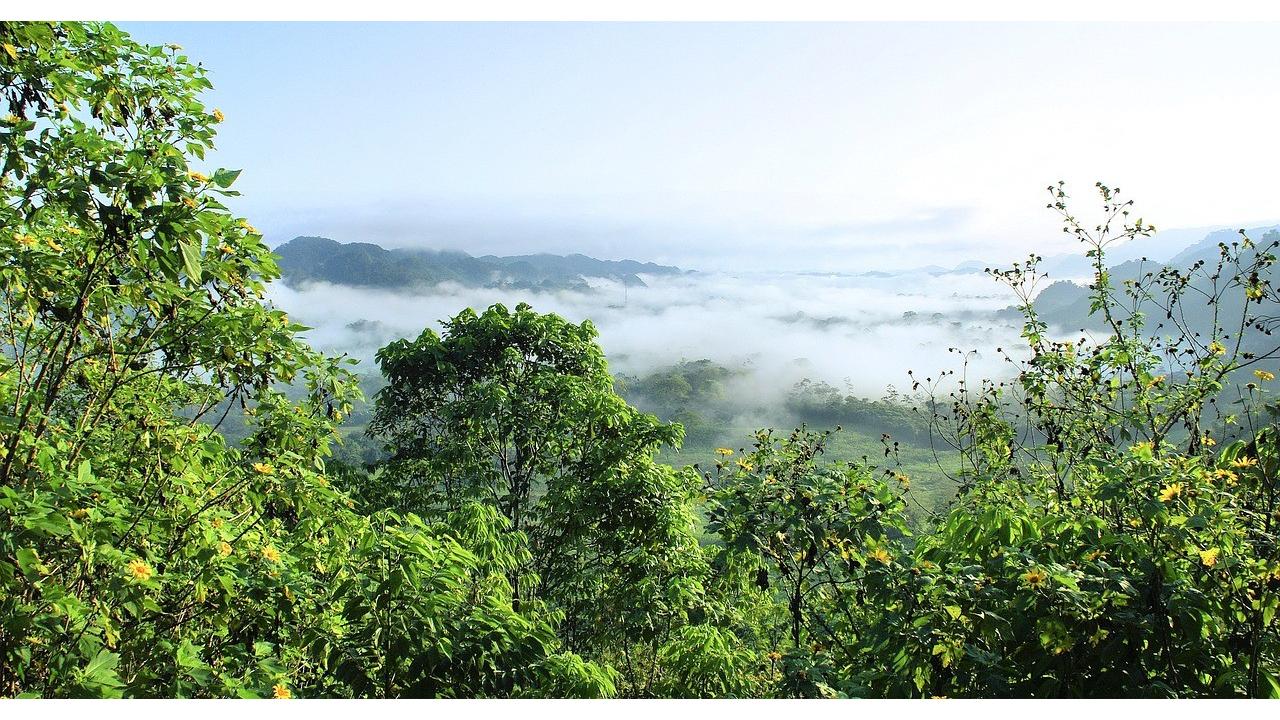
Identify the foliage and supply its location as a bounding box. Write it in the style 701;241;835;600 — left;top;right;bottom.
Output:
368;302;709;694
0;21;610;699
706;428;910;697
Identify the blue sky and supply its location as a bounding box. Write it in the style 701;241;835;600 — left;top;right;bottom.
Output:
122;22;1280;271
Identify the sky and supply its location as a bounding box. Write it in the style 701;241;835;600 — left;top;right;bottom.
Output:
122;22;1280;272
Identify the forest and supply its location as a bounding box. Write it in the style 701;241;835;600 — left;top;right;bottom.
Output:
1;21;1279;699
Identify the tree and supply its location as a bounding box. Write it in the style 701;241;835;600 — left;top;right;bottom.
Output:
369;303;709;692
706;427;909;697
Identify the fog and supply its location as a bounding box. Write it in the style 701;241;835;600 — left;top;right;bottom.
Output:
266;268;1027;401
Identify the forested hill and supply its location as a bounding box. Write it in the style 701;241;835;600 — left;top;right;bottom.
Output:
274;235;685;291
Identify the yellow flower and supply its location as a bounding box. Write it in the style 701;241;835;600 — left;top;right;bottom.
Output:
182;197;197;209
218;243;234;255
45;239;62;252
767;651;782;662
272;684;291;699
1158;483;1183;502
240;219;260;234
252;462;275;475
126;558;153;582
1201;434;1216;447
1146;375;1166;388
1213;468;1239;485
1199;548;1220;567
1022;568;1048;588
261;545;281;563
211;517;224;528
1255;370;1275;382
2;43;17;60
1231;456;1258;468
869;548;892;565
65;226;83;236
212;108;225;123
736;459;754;471
189;170;209;183
714;447;733;456
217;541;232;557
14;233;36;247
1209;341;1226;357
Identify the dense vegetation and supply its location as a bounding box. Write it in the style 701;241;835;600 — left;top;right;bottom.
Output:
2;22;1279;698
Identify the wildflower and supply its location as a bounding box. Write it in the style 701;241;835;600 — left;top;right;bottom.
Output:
261;545;281;563
252;462;275;475
869;548;892;565
1199;548;1221;567
1213;468;1239;485
240;219;259;234
272;684;291;699
1022;568;1048;588
189;170;209;183
14;233;35;247
1202;434;1216;447
895;472;911;488
182;197;197;209
217;541;232;557
1127;518;1142;528
714;448;733;456
211;517;224;528
126;558;153;582
1146;375;1166;388
1246;284;1265;300
767;651;782;662
218;243;234;255
1209;341;1226;356
45;239;62;253
1158;483;1183;502
65;226;82;236
1231;456;1258;468
736;459;754;471
1255;370;1275;382
212;109;225;123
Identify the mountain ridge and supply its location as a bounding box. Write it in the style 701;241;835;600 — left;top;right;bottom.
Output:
273;236;686;291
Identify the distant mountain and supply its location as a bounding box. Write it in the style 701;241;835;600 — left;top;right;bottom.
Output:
1034;224;1280;280
273;236;685;291
1025;227;1280;353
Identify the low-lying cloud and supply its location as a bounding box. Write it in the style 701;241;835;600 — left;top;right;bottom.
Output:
265;269;1026;399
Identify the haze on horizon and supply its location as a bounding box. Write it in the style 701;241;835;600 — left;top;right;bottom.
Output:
124;21;1280;272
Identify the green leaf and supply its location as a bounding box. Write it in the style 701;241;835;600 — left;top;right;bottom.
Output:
179;240;203;283
211;168;241;188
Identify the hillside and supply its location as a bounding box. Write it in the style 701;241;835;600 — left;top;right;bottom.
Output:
273;235;685;291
